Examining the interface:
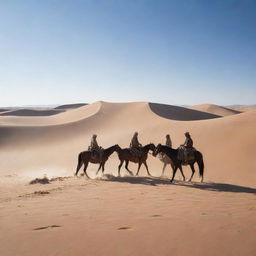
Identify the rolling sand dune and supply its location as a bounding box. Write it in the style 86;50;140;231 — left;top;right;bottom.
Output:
0;108;10;113
188;104;241;116
231;105;256;112
0;101;101;126
54;103;87;110
0;101;256;256
0;108;65;116
149;102;221;120
0;101;255;183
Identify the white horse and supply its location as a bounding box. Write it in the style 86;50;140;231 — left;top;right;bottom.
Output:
158;152;175;176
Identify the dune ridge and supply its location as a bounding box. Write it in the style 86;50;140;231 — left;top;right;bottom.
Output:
54;103;87;110
0;101;101;126
0;108;65;116
149;102;221;120
231;105;256;112
188;104;241;116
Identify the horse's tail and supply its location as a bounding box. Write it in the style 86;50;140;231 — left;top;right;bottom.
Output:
198;152;204;182
75;152;83;176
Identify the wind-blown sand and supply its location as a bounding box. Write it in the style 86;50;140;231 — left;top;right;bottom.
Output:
0;101;255;256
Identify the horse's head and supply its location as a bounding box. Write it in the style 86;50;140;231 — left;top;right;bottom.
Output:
148;143;156;152
113;144;122;152
153;143;162;157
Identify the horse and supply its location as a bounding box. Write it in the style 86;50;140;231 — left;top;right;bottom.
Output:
153;144;204;182
117;143;156;177
158;152;175;177
75;144;121;178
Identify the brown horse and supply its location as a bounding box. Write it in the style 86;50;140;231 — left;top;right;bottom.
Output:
75;144;121;178
117;143;156;177
153;144;204;182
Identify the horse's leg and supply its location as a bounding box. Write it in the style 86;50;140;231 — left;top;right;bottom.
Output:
170;166;178;183
75;154;83;176
144;161;152;177
83;162;90;179
118;160;124;177
178;165;186;181
161;163;167;177
96;163;102;175
136;162;142;176
197;157;204;182
189;163;196;182
101;162;105;175
125;160;133;175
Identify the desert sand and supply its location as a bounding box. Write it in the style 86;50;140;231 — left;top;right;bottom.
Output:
0;101;255;256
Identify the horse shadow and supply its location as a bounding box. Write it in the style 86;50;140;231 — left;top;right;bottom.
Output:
172;181;256;194
102;174;169;186
102;175;256;194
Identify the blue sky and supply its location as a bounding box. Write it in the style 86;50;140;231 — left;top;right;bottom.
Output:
0;0;255;106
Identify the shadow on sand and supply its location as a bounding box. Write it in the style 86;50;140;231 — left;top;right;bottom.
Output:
102;175;256;195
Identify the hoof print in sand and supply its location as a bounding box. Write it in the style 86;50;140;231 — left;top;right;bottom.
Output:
118;226;132;230
151;214;162;217
33;225;61;231
34;191;50;195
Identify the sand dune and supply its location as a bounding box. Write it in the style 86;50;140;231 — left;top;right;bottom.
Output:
0;108;10;113
0;101;255;185
54;103;87;110
188;104;241;116
231;105;256;112
0;101;101;126
0;108;65;116
0;101;255;256
149;102;220;120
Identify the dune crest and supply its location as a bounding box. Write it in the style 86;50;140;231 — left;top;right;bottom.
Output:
0;108;65;116
188;104;240;116
54;103;87;110
0;101;102;126
148;102;220;120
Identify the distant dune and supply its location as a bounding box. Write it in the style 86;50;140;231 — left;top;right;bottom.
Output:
149;103;220;120
0;108;65;116
0;108;10;113
230;105;256;112
188;104;240;116
54;103;87;110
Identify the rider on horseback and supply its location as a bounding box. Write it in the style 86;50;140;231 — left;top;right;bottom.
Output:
166;134;172;148
159;134;172;158
129;132;142;157
182;132;193;148
88;134;103;161
179;132;194;165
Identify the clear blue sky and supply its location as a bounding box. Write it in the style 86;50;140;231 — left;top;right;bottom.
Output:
0;0;255;106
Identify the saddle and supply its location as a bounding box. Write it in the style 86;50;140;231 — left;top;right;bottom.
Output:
178;146;195;165
130;147;143;158
88;147;104;161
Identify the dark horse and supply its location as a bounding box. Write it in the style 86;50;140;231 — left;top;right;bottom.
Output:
153;144;204;182
117;143;156;177
75;144;121;178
